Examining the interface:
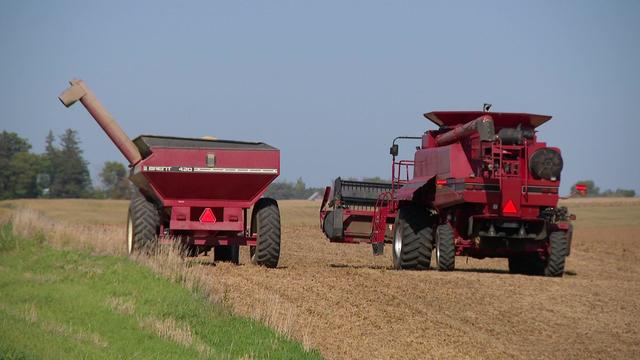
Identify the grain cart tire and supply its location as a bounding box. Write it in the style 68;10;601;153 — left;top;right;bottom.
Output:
127;191;160;254
214;245;240;264
392;205;432;270
435;223;456;271
544;231;568;277
250;198;281;268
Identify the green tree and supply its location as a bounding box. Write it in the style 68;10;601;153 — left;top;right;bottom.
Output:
40;130;58;195
8;152;44;198
0;131;41;199
294;177;306;198
602;188;636;197
615;189;636;197
264;182;294;199
362;176;389;183
0;130;31;156
99;161;131;199
264;178;323;200
49;129;92;198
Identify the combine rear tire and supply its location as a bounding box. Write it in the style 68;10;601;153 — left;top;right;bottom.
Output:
250;198;281;268
544;231;567;277
435;223;455;271
127;190;160;254
392;205;432;270
214;245;240;264
508;231;567;276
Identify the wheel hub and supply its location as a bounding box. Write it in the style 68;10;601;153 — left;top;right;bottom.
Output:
394;225;402;258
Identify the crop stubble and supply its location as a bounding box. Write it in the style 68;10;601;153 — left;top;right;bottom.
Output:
200;199;640;359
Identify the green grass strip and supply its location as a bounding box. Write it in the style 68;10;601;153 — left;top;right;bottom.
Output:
0;224;321;360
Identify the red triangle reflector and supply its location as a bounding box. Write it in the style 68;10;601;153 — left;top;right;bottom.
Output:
199;208;217;223
503;200;517;214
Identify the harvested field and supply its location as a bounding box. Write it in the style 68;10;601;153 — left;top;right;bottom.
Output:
5;198;640;359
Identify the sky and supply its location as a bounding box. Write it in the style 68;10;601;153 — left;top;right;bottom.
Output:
0;0;638;195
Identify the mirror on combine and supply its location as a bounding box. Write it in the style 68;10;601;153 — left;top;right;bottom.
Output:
390;144;399;157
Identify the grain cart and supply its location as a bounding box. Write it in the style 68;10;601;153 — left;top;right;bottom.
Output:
59;79;281;267
320;109;574;276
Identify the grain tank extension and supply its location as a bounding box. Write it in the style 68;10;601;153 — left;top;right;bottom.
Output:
59;79;281;267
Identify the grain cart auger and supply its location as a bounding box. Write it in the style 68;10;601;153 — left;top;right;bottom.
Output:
59;79;281;267
320;109;574;276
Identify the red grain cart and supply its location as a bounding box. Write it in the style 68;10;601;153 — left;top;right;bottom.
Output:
59;79;281;267
321;108;574;276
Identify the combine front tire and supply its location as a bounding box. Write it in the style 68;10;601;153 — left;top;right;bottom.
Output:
250;198;281;268
435;223;456;271
127;191;160;254
392;205;432;270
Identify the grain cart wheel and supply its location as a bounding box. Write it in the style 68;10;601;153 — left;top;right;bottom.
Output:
127;191;160;254
392;205;432;270
214;245;240;264
250;198;281;268
435;223;456;271
544;231;568;277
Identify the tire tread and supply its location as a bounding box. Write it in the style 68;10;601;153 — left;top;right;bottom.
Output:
251;198;281;268
129;190;160;253
393;205;432;270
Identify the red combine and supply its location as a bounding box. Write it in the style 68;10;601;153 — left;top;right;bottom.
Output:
320;107;573;276
59;79;281;267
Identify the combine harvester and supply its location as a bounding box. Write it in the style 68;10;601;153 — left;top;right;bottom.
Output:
320;107;574;276
59;79;281;267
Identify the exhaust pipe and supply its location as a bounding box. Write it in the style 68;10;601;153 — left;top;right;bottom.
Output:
58;79;142;165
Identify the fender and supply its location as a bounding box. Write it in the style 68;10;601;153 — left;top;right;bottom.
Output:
395;176;436;206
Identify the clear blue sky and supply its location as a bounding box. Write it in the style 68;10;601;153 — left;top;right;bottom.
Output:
1;0;638;195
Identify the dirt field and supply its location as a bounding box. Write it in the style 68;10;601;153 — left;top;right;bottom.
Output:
4;198;640;359
203;199;640;359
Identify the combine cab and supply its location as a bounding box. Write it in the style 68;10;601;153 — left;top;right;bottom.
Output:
59;79;281;267
320;108;574;276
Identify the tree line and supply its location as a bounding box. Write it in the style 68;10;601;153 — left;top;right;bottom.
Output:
0;130;322;201
570;180;635;198
264;178;324;200
0;130;130;200
1;130;636;200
